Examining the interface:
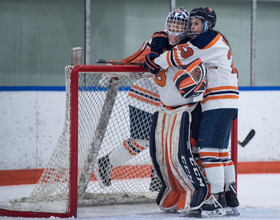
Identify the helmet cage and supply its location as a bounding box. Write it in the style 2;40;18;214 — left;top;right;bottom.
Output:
189;15;213;36
165;8;189;45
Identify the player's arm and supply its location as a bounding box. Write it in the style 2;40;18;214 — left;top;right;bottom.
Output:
144;31;170;75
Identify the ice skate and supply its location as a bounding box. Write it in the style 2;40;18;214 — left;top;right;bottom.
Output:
94;155;113;188
225;183;240;216
201;192;227;217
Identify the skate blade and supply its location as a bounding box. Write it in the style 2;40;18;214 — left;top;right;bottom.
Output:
160;204;178;213
226;207;240;216
201;208;226;217
93;163;106;189
184;209;202;218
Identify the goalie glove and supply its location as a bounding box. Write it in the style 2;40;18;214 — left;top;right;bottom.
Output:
150;31;169;55
173;58;207;99
144;52;160;75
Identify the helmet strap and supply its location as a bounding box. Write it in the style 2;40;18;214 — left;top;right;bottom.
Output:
204;21;208;32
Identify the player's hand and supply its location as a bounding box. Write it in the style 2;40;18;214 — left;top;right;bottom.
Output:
150;31;168;55
144;52;160;75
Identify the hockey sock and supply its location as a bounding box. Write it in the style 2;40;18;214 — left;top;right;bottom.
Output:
219;149;236;191
199;148;225;194
108;138;148;167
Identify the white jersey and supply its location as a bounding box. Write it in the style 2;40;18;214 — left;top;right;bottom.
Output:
154;31;239;112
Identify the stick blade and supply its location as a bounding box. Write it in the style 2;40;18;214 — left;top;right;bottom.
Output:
239;129;256;147
96;59;106;64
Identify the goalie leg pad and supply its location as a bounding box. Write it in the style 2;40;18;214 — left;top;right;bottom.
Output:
150;110;208;212
176;111;208;210
149;111;167;206
150;111;180;212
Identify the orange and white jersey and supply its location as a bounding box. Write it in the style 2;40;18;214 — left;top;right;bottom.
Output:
154;30;239;112
152;67;202;114
128;74;200;115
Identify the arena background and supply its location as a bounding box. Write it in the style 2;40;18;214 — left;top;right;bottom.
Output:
0;0;280;185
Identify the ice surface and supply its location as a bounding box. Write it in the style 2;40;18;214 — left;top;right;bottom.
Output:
0;174;280;220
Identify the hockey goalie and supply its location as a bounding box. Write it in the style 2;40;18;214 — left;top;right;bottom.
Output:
146;55;209;213
94;8;208;214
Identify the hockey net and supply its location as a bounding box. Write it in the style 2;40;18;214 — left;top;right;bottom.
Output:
0;65;237;218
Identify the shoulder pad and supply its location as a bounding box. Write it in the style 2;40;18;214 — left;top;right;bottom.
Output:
190;31;220;49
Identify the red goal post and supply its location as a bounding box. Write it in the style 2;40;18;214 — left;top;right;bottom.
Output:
0;65;238;218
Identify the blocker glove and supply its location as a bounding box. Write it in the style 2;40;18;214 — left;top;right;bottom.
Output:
144;52;160;75
150;31;169;55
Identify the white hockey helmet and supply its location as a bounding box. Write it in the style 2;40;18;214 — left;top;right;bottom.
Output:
165;8;190;45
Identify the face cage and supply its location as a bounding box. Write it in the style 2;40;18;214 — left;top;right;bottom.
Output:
166;18;188;45
188;16;212;38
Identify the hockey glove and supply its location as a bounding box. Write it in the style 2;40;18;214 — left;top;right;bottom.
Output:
144;52;160;75
173;58;207;99
150;31;169;55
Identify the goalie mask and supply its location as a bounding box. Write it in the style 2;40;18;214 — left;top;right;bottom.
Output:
189;7;216;38
165;8;189;45
173;58;207;99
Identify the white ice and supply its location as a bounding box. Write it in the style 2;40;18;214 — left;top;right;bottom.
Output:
0;174;280;220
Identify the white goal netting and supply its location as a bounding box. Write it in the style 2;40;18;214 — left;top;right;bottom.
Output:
0;65;160;215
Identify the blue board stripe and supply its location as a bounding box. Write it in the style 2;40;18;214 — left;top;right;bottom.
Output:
1;86;280;92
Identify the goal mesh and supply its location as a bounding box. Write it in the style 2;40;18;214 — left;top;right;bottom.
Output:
0;65;237;218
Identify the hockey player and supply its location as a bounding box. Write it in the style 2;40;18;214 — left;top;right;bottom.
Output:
144;8;209;213
145;6;239;217
188;7;240;217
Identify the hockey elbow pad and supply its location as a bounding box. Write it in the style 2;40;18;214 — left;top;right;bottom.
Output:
144;52;160;75
150;31;169;55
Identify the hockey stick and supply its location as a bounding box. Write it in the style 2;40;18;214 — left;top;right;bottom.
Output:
96;59;143;65
238;129;256;147
96;59;218;69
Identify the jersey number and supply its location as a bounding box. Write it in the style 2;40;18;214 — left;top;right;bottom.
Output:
155;70;166;87
178;44;194;59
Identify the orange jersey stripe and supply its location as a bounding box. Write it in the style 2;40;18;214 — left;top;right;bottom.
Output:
128;92;160;106
200;94;239;104
173;50;184;67
160;101;194;111
131;84;159;98
205;86;239;94
166;51;173;67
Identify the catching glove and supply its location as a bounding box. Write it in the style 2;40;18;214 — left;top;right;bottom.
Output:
173;58;207;99
150;31;169;55
144;52;160;75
